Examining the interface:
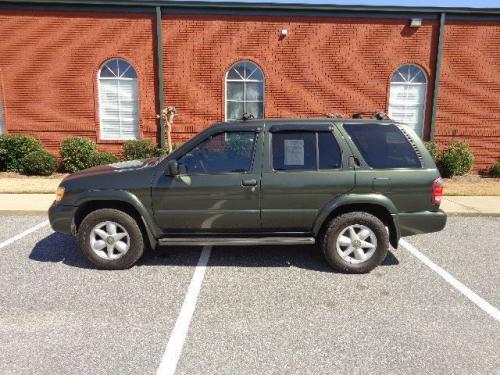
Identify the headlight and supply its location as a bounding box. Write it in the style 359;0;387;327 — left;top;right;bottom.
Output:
55;187;65;203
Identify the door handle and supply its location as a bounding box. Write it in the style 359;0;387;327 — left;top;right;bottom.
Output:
242;179;257;187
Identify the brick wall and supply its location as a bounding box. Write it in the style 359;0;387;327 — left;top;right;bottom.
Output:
436;21;500;172
162;14;438;142
0;10;498;171
0;10;157;154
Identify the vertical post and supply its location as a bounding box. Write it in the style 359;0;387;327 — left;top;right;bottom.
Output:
429;12;446;141
155;6;165;147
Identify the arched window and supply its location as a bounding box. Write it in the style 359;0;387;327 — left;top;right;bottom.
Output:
98;58;139;140
388;64;428;137
225;61;264;121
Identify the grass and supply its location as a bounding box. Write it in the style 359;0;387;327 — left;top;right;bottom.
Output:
0;172;67;193
444;175;500;196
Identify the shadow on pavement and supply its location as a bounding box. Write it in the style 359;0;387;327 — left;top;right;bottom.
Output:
30;233;399;272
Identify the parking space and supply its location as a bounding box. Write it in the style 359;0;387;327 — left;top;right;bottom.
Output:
0;215;498;374
0;222;202;374
0;214;47;243
406;217;500;307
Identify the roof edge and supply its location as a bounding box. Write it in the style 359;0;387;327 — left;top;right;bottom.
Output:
2;0;500;15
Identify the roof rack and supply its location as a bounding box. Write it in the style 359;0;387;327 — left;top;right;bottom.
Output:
324;112;347;119
241;113;255;121
351;111;391;120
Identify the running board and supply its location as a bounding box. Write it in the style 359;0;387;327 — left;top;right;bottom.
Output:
158;237;315;246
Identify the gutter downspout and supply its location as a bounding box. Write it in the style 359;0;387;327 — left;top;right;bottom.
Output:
155;6;165;147
429;12;446;140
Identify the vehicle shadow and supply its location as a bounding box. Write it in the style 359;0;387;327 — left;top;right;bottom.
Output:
30;233;399;272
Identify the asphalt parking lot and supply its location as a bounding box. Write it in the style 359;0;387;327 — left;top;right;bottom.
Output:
0;215;499;374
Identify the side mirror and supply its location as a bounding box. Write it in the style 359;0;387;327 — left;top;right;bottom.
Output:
168;160;179;176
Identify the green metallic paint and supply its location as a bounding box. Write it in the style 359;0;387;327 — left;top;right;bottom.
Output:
48;119;447;247
398;209;447;236
261;121;356;232
311;193;398;236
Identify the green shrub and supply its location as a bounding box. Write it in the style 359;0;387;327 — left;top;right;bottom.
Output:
424;141;439;161
488;162;500;178
437;141;474;178
60;136;98;172
92;151;118;166
21;150;58;176
0;134;43;172
123;140;165;160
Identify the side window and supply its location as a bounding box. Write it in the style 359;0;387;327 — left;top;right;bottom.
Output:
272;132;317;171
177;131;256;174
318;132;342;169
344;123;422;169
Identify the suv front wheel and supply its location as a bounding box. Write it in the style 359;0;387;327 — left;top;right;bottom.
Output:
78;208;145;270
321;212;389;274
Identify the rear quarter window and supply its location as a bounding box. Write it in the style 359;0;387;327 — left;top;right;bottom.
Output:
344;123;422;169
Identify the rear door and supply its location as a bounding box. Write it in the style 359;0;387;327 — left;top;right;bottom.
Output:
260;122;355;233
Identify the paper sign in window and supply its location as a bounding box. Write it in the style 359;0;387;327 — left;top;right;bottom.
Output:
284;139;305;165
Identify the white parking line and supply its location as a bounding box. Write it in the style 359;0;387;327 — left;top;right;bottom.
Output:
0;220;50;250
156;246;212;375
400;239;500;323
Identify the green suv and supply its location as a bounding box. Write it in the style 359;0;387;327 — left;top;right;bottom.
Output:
49;119;446;273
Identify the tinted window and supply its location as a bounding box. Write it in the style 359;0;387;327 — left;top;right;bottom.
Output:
178;131;256;174
344;123;421;169
272;132;316;171
318;132;342;169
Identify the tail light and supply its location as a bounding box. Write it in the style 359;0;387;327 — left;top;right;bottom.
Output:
432;178;444;206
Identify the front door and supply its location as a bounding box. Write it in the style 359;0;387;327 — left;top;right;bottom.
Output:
152;129;262;234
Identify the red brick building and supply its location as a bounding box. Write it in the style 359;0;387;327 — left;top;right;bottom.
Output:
0;1;499;171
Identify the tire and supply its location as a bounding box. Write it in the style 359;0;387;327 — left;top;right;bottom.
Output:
320;211;389;274
78;208;144;270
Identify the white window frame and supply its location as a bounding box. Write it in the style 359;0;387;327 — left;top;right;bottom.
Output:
225;60;265;121
388;64;428;138
97;58;140;140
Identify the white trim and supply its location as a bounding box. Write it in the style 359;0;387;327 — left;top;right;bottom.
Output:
224;60;265;122
388;64;428;138
97;58;140;141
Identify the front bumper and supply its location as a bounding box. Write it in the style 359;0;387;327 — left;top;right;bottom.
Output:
397;209;447;237
48;203;78;235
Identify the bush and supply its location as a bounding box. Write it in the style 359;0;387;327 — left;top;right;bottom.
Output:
437;141;474;178
424;141;439;161
488;162;500;178
0;134;43;172
21;150;58;176
60;136;98;172
123;140;165;160
92;151;118;166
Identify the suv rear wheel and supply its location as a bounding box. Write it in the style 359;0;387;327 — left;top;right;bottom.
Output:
78;208;144;270
321;212;389;273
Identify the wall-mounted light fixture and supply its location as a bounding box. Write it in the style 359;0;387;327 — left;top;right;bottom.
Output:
280;28;288;37
409;18;422;28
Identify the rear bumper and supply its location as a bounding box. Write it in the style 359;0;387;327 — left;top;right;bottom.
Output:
397;209;447;237
48;203;77;235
